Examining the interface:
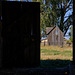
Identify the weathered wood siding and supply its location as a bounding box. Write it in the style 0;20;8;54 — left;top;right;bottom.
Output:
47;26;64;46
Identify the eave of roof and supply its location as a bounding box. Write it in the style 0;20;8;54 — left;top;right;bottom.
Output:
46;25;56;35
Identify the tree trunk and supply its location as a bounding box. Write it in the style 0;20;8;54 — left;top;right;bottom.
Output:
60;1;65;32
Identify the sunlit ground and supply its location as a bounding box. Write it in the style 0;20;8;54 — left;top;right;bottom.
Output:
40;44;73;68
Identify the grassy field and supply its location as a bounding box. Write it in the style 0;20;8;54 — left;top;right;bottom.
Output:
40;45;73;68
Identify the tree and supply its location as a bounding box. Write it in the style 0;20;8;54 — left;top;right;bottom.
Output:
59;0;73;35
45;0;73;35
66;39;71;46
31;0;73;38
69;25;73;42
40;0;59;37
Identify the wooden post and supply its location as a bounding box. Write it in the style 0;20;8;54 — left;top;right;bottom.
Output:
61;42;63;48
73;10;75;64
44;41;45;46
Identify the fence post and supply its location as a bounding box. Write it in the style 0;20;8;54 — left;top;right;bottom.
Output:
44;41;45;46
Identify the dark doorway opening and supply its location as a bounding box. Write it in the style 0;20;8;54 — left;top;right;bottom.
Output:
2;1;40;68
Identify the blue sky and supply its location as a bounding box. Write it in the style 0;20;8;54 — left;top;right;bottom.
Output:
64;9;73;40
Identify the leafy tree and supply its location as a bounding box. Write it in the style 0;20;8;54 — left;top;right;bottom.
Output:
66;39;71;46
45;0;73;35
40;0;59;37
40;0;73;37
14;0;73;38
57;0;73;35
69;25;73;42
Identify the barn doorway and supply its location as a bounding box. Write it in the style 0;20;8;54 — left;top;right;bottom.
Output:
0;0;73;71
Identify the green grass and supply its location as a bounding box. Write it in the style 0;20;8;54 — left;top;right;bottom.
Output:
40;45;73;68
41;49;72;56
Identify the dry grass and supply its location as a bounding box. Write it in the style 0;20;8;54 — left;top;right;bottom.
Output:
41;54;73;60
40;45;72;51
40;45;73;61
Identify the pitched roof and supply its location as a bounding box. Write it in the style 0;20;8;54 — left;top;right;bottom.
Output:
46;26;56;35
46;27;53;34
46;25;64;35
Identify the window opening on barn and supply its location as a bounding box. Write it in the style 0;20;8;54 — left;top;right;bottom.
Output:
55;30;58;35
55;26;58;35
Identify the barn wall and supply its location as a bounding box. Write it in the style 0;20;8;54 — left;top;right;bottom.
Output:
59;28;64;46
57;26;64;46
52;28;55;45
47;34;49;45
47;26;64;46
49;32;51;45
58;27;60;46
54;28;55;45
54;28;56;45
50;32;52;45
57;26;61;46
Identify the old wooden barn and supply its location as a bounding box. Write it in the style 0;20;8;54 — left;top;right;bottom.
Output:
46;25;64;46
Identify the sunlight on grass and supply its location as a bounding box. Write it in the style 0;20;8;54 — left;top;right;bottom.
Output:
40;45;73;61
40;45;73;68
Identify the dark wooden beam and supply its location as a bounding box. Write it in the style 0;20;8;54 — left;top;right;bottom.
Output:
0;0;2;16
73;8;75;64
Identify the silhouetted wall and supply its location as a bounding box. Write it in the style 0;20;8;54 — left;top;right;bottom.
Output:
2;1;40;68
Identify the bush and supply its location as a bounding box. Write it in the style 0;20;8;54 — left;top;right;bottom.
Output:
66;40;71;46
69;36;73;42
66;40;71;44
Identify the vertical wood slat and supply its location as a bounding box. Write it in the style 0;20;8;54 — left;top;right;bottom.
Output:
52;31;53;45
55;28;56;46
47;26;64;46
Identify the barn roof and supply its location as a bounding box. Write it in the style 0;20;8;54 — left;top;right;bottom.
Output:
46;25;64;35
46;26;56;35
46;27;53;34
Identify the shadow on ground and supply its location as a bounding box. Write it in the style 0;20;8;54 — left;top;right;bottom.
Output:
40;59;71;68
0;59;70;75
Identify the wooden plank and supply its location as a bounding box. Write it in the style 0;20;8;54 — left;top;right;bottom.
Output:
52;31;53;45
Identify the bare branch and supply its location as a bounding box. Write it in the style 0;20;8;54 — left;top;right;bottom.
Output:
64;16;69;18
66;7;73;13
64;23;71;36
63;15;72;24
66;0;72;9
